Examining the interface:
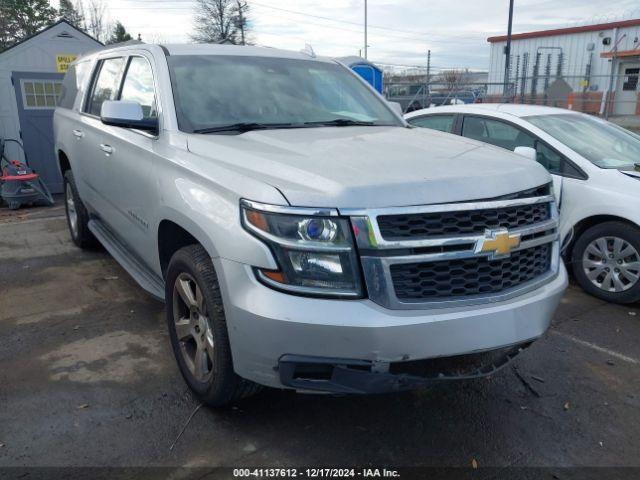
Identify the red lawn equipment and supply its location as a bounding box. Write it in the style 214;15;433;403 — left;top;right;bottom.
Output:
0;138;54;210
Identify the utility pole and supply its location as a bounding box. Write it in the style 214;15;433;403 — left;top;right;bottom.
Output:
426;49;431;102
237;0;246;46
364;0;368;59
503;0;514;102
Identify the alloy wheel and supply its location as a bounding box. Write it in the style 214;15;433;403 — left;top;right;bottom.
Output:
66;183;78;238
583;236;640;293
172;272;215;382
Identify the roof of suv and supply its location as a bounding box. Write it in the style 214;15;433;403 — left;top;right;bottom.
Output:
405;103;581;119
90;43;335;63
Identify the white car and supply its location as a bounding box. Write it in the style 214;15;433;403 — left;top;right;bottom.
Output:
406;104;640;304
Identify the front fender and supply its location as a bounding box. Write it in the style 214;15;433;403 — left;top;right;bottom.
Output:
152;155;285;275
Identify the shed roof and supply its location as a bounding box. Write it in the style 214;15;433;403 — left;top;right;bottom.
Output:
0;19;102;57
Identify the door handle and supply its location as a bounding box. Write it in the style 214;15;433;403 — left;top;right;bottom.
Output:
72;129;84;138
99;144;113;155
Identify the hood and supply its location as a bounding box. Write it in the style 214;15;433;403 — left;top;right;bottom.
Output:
186;126;550;209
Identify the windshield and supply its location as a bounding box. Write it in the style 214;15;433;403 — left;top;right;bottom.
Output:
167;55;400;133
526;113;640;169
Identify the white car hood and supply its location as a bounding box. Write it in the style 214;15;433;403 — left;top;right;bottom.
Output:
186;126;550;208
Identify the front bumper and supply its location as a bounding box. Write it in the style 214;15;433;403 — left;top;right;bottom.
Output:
216;258;568;392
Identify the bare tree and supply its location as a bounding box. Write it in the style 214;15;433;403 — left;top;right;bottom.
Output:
439;69;471;91
191;0;249;44
235;0;250;45
85;0;108;42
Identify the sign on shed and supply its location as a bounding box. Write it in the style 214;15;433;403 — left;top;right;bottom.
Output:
56;54;77;73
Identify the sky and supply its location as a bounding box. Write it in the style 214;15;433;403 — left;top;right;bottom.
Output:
56;0;640;71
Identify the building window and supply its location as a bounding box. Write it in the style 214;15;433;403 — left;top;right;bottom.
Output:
22;80;63;109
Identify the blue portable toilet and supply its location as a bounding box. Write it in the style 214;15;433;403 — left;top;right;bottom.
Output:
336;56;383;93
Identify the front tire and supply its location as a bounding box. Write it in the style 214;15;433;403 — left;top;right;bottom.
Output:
572;221;640;304
64;170;97;249
165;245;260;406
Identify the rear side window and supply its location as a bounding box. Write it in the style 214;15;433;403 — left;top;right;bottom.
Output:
86;57;125;116
120;57;157;119
58;60;92;110
408;114;455;133
462;116;535;150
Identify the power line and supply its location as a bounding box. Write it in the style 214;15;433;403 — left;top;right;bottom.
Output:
115;0;487;42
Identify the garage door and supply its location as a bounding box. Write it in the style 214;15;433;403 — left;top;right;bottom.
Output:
12;71;65;194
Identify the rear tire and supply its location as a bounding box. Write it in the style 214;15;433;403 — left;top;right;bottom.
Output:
166;244;261;407
64;170;97;249
572;221;640;304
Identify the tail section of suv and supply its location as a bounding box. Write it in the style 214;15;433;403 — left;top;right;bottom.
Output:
54;44;567;405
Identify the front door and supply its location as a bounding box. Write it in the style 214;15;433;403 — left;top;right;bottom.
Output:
614;63;640;116
12;72;64;193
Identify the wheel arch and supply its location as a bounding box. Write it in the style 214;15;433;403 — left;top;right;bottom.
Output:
58;149;71;176
564;214;640;260
158;218;214;279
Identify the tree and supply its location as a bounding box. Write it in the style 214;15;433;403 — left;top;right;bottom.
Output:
0;0;58;51
234;0;250;45
58;0;84;29
106;21;133;45
190;0;250;45
85;0;108;42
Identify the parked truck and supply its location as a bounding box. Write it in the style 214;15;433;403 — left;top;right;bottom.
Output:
54;44;567;406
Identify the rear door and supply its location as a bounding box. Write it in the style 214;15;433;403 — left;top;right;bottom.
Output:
12;72;64;193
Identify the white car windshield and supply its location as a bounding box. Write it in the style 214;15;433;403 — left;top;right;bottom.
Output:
167;55;401;133
526;113;640;170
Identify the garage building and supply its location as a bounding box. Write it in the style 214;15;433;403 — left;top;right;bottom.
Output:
0;20;102;194
487;18;640;117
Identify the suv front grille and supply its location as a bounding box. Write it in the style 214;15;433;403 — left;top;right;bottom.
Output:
377;202;550;240
390;243;552;301
347;186;559;309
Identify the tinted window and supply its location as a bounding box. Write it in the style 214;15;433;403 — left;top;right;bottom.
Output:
536;142;562;174
408;115;455;133
120;57;157;118
462;116;536;150
167;55;400;132
87;57;125;116
58;60;92;109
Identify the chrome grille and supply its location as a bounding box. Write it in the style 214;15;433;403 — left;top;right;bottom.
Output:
346;187;560;310
391;243;552;300
378;203;550;239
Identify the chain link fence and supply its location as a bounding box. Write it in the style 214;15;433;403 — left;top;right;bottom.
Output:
385;71;640;122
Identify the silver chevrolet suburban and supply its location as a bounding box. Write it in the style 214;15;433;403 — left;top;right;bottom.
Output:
53;44;567;406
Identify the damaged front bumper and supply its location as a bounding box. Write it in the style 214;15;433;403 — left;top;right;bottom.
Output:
216;258;567;391
278;342;530;394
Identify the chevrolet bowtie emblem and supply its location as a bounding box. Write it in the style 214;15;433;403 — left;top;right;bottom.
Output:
475;229;521;258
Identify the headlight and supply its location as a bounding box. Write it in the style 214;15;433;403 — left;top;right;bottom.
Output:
241;200;363;298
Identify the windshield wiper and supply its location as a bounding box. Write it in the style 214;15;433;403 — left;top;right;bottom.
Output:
193;122;296;134
303;118;376;127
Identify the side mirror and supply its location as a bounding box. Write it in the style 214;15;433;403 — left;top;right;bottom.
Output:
387;101;404;116
514;146;537;162
101;100;158;133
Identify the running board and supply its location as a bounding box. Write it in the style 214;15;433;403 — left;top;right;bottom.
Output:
88;219;165;301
